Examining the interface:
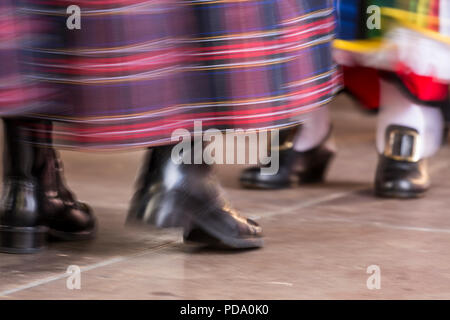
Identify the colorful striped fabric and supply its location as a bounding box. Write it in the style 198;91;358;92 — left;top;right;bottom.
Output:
334;0;450;88
6;0;339;149
335;0;370;39
0;0;56;115
335;0;445;40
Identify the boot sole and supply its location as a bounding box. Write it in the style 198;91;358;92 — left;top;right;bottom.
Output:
48;223;97;241
240;179;292;190
0;225;48;254
240;177;325;190
184;223;263;249
375;189;427;199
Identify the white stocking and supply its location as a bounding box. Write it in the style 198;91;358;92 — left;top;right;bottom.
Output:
376;80;444;159
293;106;331;152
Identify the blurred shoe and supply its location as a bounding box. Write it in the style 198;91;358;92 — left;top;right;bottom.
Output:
126;146;185;228
375;125;430;198
36;147;97;241
127;145;263;249
0;119;96;254
240;126;335;189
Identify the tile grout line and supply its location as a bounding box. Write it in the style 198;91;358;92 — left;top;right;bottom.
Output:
0;242;176;298
310;215;450;234
253;189;364;219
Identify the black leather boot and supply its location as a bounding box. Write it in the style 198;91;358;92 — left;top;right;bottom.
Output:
35;147;97;241
240;126;335;189
126;146;185;228
375;125;430;198
127;145;263;249
0;120;46;253
0;119;96;254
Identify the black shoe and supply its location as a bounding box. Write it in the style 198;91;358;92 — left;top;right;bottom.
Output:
240;126;335;189
127;145;263;249
0;119;96;254
0;179;46;254
36;147;97;241
126;146;186;228
375;125;430;198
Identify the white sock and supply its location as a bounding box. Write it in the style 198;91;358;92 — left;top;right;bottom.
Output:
376;80;444;159
293;106;331;152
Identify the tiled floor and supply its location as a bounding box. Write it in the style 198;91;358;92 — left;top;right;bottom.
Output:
1;95;449;299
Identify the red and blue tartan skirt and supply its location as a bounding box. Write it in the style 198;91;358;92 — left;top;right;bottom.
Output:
4;0;338;149
0;0;55;115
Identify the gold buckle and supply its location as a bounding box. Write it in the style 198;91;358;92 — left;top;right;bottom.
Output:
278;141;293;151
384;128;420;162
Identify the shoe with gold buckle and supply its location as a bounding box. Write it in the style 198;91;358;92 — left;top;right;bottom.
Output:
375;125;430;198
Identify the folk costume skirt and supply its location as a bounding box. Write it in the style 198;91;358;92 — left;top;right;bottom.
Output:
0;0;55;115
334;0;450;107
5;0;339;149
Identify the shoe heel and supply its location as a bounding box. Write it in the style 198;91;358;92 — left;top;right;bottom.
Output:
298;153;334;184
0;225;48;254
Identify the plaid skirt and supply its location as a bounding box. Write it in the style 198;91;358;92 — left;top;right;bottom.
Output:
3;0;339;149
0;0;56;115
